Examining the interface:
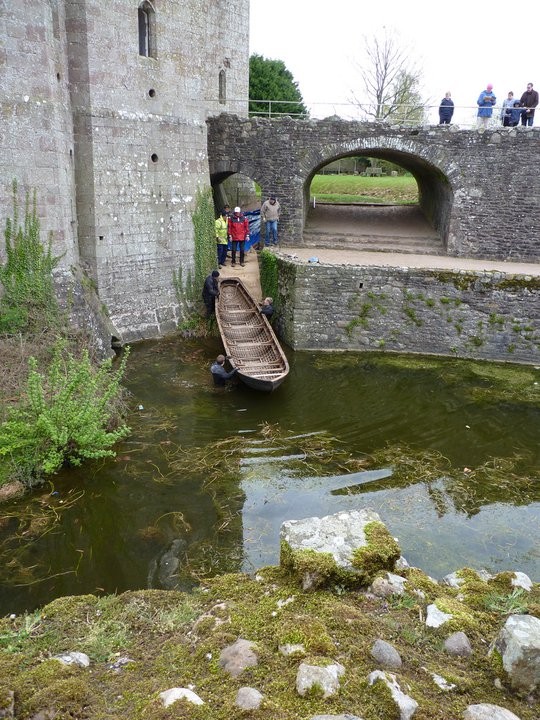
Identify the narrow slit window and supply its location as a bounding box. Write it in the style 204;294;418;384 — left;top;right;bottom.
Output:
138;2;156;58
219;70;226;104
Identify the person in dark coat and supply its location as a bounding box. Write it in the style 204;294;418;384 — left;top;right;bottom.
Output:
519;82;539;126
202;270;220;317
438;92;454;124
210;354;237;386
260;297;274;319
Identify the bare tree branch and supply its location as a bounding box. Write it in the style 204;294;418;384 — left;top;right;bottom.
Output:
350;28;425;123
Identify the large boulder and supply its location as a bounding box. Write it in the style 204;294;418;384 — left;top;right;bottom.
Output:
462;704;521;719
490;614;540;694
280;509;401;590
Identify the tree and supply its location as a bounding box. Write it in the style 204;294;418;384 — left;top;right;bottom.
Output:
351;29;425;124
249;54;308;118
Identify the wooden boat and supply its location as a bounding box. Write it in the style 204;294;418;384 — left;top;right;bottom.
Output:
216;277;289;391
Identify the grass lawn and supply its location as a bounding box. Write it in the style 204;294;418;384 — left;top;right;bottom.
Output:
310;174;418;204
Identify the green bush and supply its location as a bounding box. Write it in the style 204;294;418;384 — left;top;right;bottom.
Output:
0;343;131;485
0;181;62;332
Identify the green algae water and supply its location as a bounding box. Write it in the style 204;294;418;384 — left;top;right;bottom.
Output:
1;337;539;615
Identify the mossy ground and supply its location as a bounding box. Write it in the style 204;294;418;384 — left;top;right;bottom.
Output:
1;567;538;719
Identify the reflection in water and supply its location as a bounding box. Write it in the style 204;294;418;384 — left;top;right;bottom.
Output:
1;337;539;614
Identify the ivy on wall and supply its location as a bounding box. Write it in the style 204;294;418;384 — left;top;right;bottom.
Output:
259;249;279;307
173;186;216;325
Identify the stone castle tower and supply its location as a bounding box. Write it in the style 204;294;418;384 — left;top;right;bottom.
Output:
1;0;249;343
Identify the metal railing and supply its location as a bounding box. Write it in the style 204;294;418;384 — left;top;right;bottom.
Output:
247;99;532;129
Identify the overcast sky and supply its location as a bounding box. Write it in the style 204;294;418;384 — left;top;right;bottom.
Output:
249;0;538;126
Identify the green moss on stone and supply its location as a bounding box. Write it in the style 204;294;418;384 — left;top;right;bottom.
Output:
277;616;335;655
351;522;401;581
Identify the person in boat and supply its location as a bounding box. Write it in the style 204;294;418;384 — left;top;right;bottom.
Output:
210;354;237;386
202;270;220;317
227;206;250;267
260;296;274;319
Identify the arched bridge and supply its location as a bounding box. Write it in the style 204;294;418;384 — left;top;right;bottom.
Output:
207;114;540;262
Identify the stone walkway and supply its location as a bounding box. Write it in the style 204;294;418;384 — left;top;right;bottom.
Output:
279;247;540;276
217;246;263;298
216;203;540;297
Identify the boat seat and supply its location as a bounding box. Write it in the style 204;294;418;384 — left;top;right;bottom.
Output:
239;362;284;369
223;309;258;314
229;340;273;347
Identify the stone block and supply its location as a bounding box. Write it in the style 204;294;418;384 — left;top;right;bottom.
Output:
280;509;401;590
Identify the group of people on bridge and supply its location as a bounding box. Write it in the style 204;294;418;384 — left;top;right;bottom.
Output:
438;82;538;127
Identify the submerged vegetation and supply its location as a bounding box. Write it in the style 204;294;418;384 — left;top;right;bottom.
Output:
313;351;540;405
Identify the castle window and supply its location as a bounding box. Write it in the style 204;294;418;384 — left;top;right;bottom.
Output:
219;70;226;104
138;2;156;58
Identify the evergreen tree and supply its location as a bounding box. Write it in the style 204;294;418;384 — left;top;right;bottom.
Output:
249;54;308;118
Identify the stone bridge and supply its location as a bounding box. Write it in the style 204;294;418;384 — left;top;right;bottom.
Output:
207;115;540;262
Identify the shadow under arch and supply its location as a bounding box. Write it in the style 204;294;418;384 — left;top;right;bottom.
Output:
210;170;261;214
304;146;454;253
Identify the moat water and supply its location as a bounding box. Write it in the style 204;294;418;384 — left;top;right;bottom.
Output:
1;337;539;615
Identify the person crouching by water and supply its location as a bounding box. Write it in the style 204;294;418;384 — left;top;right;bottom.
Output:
211;354;237;386
202;270;220;317
260;296;274;319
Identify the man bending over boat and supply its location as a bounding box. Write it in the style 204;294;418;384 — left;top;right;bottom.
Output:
210;355;237;387
202;270;220;317
260;297;274;319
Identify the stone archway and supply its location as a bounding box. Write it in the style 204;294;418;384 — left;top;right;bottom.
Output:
302;146;453;255
301;142;454;255
207;115;540;263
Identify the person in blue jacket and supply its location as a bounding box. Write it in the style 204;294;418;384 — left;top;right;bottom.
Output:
510;101;523;127
438;92;454;124
210;355;237;387
477;84;496;127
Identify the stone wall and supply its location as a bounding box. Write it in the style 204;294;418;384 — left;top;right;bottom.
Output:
1;1;79;264
277;258;540;364
1;0;249;342
208;115;540;263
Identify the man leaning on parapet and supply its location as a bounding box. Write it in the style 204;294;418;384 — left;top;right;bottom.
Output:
519;82;539;126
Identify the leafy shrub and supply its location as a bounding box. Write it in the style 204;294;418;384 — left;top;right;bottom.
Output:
0;343;131;485
0;181;62;332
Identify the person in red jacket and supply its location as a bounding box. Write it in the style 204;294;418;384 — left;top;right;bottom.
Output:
227;206;250;267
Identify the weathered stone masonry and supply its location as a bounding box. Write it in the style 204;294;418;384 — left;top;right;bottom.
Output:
208;115;540;263
277;258;540;364
1;1;249;343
